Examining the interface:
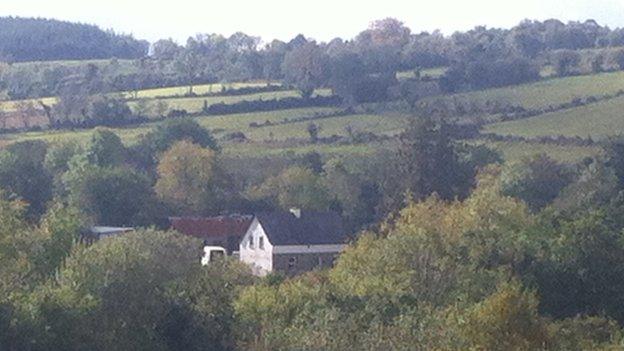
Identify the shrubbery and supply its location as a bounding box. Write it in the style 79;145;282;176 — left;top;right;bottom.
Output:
441;57;540;92
204;95;341;115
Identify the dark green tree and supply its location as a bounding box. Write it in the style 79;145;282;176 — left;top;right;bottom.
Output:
67;166;158;226
0;140;53;218
532;210;624;323
387;117;473;211
133;118;219;170
501;154;572;212
85;128;127;167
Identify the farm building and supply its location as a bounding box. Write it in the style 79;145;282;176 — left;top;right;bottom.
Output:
169;215;253;254
239;209;347;276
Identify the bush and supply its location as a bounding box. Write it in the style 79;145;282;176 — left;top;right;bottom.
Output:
614;48;624;70
222;131;247;142
166;109;189;118
551;50;582;77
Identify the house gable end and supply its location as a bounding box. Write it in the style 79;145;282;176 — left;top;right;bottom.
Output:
239;218;274;251
239;218;257;252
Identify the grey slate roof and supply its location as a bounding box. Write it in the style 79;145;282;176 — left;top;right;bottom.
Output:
255;211;346;246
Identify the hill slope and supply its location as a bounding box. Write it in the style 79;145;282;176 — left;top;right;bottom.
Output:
485;95;624;141
450;71;624;110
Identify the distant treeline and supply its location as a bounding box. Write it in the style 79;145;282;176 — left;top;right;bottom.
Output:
2;17;624;104
0;17;148;62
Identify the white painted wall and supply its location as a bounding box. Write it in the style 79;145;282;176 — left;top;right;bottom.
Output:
239;218;273;276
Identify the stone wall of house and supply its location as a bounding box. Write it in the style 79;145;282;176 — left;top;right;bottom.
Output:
272;252;339;276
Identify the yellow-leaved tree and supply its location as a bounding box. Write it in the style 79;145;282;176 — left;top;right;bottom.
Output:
155;140;223;215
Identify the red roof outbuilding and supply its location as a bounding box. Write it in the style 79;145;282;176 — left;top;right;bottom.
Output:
169;215;253;252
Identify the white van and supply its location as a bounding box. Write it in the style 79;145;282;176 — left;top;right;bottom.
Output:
201;246;227;266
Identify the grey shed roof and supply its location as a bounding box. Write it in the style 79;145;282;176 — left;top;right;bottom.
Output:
254;211;346;246
90;226;134;235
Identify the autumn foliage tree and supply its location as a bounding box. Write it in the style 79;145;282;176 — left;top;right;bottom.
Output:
249;166;331;211
133;118;219;170
155;140;224;215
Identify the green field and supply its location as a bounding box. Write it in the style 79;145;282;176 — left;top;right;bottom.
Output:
223;142;381;157
194;107;339;132
485;95;624;140
472;140;602;163
0;124;152;147
449;71;624;110
138;88;333;114
397;67;447;80
129;81;278;99
0;107;405;147
0;108;330;144
243;113;406;142
12;58;136;72
0;88;332;115
2;67;622;166
0;97;57;111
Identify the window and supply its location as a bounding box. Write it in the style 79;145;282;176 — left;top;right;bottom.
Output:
259;236;265;250
249;236;254;249
288;256;297;269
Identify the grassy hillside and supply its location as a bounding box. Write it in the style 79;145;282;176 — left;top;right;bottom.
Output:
223;142;381;157
138;88;333;114
0;108;336;144
0;107;405;151
2;67;622;164
242;114;406;141
193;108;339;132
130;82;278;99
473;140;602;163
0;88;331;115
12;58;135;72
484;95;624;140
450;71;624;110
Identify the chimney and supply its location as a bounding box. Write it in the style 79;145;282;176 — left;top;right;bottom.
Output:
289;208;301;218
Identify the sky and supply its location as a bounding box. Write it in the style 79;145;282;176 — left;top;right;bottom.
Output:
1;0;623;44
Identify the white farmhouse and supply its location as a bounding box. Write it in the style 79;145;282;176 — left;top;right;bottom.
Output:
239;209;347;276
